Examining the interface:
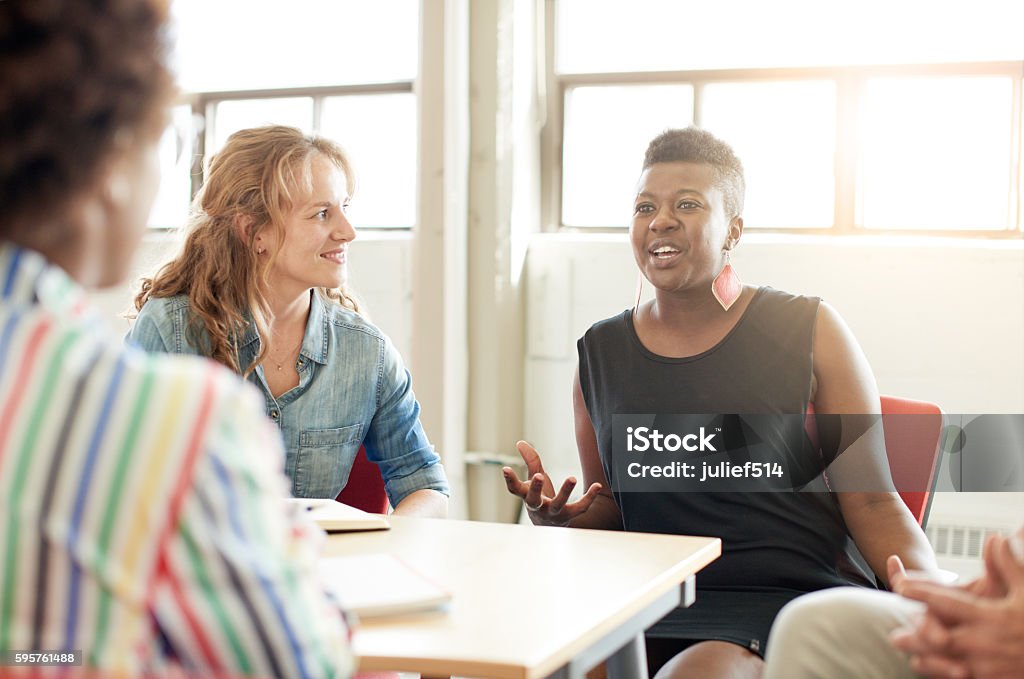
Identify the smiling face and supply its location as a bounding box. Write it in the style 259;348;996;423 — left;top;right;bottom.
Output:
630;161;742;296
256;154;356;299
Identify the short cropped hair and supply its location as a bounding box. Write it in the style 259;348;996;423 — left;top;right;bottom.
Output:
0;0;175;236
643;127;746;219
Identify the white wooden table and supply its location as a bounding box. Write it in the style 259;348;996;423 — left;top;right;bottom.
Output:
322;516;720;679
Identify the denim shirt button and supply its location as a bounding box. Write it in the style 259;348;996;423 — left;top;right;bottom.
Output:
270;410;279;420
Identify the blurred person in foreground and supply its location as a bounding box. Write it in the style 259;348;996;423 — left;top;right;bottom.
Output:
0;1;353;675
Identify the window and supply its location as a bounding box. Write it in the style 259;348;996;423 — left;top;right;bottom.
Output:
859;77;1015;231
699;81;836;229
562;85;693;227
150;0;419;229
320;94;418;229
149;105;197;230
209;98;314;152
549;0;1024;235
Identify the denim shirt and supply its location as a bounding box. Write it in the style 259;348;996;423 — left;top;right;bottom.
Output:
127;291;449;505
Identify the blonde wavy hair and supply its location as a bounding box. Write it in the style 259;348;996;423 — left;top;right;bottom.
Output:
135;125;361;376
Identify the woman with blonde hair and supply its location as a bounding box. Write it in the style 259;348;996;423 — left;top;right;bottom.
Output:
131;125;448;515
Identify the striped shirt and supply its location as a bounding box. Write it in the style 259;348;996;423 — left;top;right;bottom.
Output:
0;244;354;677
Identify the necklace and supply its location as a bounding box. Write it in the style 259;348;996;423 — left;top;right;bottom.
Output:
267;334;304;372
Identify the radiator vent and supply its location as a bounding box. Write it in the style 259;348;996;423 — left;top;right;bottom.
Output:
926;524;1001;559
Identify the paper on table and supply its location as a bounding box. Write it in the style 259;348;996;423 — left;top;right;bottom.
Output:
286;498;390;532
319;553;452;619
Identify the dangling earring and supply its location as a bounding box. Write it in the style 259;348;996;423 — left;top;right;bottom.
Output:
256;247;266;255
712;249;742;311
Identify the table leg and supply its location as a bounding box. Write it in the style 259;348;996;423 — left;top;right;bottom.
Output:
548;575;696;679
605;632;647;679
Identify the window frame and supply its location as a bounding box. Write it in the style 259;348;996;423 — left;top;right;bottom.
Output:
169;81;415;229
542;0;1024;238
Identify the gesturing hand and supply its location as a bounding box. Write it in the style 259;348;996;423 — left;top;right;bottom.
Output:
502;440;602;527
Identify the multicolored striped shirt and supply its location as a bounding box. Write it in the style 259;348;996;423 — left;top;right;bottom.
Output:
0;244;354;677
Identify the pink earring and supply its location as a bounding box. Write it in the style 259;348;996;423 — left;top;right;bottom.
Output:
712;249;742;311
256;247;265;255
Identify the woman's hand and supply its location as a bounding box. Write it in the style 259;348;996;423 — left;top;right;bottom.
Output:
502;440;602;527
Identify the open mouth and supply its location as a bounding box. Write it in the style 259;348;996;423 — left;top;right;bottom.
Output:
320;250;346;265
649;245;681;260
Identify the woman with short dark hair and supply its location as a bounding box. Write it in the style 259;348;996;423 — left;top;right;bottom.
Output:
505;126;938;679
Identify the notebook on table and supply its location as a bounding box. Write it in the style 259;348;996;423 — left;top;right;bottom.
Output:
318;553;452;619
286;498;390;532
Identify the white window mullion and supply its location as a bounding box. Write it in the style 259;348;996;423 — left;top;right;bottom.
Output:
834;74;862;234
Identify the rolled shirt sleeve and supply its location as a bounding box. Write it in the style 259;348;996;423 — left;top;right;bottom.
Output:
361;334;449;508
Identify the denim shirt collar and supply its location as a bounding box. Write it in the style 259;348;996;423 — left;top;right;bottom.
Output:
236;290;331;367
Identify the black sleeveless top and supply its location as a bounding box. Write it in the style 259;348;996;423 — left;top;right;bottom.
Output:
577;287;874;651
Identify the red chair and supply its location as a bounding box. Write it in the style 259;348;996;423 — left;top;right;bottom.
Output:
806;396;944;528
876;396;944;528
336;445;389;514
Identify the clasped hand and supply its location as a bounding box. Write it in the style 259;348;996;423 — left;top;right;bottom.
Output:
502;440;602;526
888;529;1024;679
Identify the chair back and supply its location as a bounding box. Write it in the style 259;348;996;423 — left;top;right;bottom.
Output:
805;396;944;528
878;395;944;528
336;445;389;514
